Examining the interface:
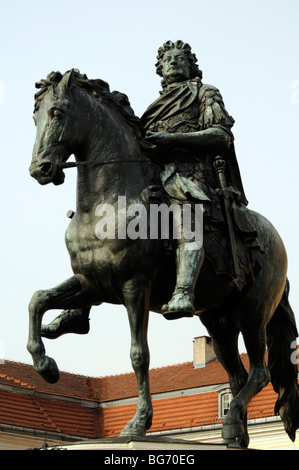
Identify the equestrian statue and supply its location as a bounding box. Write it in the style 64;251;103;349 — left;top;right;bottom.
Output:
27;40;299;448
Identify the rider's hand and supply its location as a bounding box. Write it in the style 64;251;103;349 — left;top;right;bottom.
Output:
145;131;175;150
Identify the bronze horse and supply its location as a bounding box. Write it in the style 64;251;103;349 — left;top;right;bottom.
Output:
28;69;299;447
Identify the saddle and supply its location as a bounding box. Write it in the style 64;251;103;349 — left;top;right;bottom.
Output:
203;203;263;289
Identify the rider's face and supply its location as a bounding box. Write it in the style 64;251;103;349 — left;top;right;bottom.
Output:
162;48;191;85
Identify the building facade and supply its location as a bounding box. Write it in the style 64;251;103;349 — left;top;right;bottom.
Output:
0;337;298;450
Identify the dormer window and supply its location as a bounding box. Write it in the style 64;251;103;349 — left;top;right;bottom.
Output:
219;389;232;418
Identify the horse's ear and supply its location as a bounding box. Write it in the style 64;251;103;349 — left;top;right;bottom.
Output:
61;69;76;90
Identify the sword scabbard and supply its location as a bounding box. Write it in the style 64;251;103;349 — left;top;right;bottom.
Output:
213;156;243;291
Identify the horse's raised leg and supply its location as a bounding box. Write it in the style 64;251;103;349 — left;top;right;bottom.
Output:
221;326;270;447
200;310;249;447
27;275;94;383
120;278;153;437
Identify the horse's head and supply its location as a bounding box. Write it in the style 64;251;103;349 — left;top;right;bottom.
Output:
30;69;154;186
29;69;85;185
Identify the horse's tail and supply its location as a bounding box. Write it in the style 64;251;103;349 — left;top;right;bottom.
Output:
266;278;299;441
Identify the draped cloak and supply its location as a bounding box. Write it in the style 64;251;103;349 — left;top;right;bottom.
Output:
141;79;248;221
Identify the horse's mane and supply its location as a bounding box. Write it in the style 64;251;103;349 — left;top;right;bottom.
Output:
34;69;153;152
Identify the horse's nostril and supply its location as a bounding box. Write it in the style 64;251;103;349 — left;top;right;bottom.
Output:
40;162;53;175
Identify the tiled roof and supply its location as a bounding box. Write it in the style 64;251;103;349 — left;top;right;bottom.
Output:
97;383;280;438
247;383;278;419
101;392;220;437
0;361;93;401
91;357;241;402
0;356;286;441
0;354;250;402
100;383;280;438
0;388;100;439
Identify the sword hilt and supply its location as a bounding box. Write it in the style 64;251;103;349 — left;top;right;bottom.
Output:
213;156;227;189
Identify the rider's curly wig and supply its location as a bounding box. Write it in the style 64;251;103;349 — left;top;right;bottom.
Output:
155;40;202;88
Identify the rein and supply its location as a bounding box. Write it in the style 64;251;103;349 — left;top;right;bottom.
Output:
58;157;152;169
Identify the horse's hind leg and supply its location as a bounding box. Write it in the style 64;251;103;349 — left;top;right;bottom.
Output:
27;275;94;383
222;325;270;447
200;311;249;447
120;277;153;437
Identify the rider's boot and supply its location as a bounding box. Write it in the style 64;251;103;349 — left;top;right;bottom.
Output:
161;242;204;320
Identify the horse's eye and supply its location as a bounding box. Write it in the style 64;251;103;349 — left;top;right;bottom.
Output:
49;107;64;120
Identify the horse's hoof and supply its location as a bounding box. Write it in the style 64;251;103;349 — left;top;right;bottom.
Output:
222;437;248;449
35;356;60;384
222;422;248;448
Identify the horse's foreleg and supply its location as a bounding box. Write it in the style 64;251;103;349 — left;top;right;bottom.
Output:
27;275;93;383
222;326;270;447
120;278;152;437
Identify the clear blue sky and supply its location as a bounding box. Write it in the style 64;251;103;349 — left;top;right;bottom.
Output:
0;0;298;377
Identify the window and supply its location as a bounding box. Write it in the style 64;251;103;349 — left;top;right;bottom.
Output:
219;390;232;418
